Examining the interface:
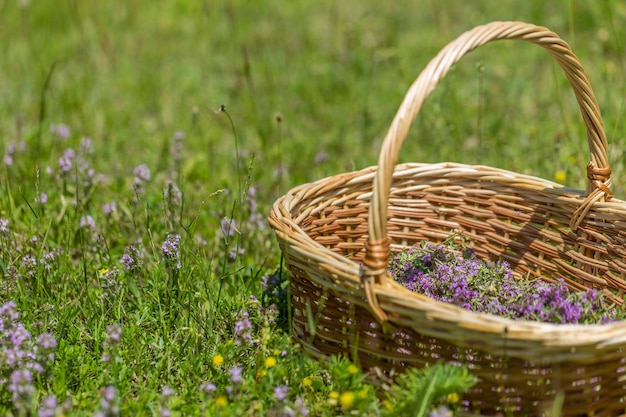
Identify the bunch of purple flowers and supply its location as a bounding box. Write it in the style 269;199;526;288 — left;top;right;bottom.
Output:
1;301;58;411
389;243;622;324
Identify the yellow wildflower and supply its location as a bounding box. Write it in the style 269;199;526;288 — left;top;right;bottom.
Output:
339;391;355;409
447;392;460;404
555;170;566;183
348;364;359;375
215;395;228;407
212;354;224;367
302;377;313;388
264;356;277;368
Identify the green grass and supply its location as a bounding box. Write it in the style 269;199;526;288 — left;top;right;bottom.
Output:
1;0;625;415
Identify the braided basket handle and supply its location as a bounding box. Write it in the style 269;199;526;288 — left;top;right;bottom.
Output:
364;21;611;321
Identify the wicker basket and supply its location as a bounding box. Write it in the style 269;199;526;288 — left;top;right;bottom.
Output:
268;21;626;416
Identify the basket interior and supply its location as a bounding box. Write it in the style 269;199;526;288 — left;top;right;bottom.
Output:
294;162;626;304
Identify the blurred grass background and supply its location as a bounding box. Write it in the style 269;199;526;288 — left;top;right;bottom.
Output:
2;0;625;198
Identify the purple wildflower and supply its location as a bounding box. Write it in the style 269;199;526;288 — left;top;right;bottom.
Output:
83;167;95;185
262;273;282;293
261;272;287;323
101;269;119;302
101;323;122;363
22;254;37;276
314;150;329;164
0;300;19;321
249;212;266;231
274;385;289;401
229;366;243;384
3;141;26;166
169;131;185;163
229;246;245;260
105;324;122;345
132;164;151;195
220;217;236;238
159;385;175;417
79;215;96;229
37;193;48;204
38;395;71;417
80;137;93;154
234;310;253;346
246;186;258;211
244;186;267;231
9;369;35;409
161;234;181;270
274;165;288;179
38;395;59;417
249;212;267;231
10;322;31;348
95;385;120;417
0;218;9;234
3;142;17;166
58;148;75;174
119;245;142;272
103;202;117;216
35;333;57;362
164;180;182;206
133;164;151;183
103;385;117;402
200;382;217;393
294;397;309;416
161;385;175;398
429;405;452;417
119;253;134;270
4;265;20;282
50;123;71;139
40;251;57;271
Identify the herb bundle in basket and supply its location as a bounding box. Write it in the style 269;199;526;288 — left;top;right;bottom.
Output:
389;239;623;325
269;21;626;416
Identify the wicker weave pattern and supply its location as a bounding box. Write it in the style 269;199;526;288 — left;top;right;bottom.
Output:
269;22;626;416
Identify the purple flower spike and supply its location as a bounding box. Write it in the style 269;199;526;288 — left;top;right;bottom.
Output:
161;234;181;270
120;245;142;272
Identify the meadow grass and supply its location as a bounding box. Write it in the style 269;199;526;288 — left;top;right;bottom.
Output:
1;1;625;415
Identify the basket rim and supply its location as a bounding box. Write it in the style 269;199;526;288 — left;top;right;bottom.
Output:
269;161;626;350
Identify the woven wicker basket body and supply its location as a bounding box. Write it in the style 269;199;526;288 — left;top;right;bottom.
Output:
269;22;626;416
